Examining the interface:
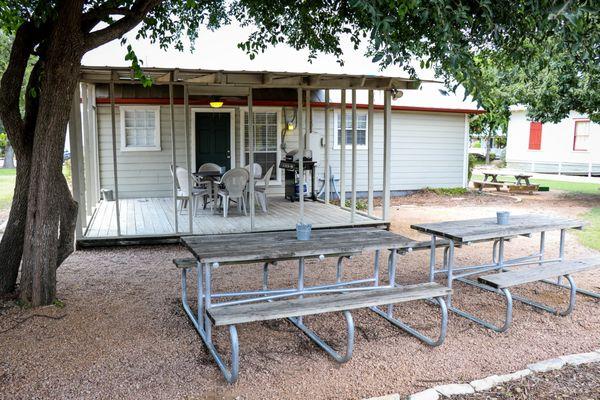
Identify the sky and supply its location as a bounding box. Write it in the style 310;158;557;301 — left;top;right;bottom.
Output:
82;22;478;110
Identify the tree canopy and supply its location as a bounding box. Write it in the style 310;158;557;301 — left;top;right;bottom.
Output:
0;0;597;305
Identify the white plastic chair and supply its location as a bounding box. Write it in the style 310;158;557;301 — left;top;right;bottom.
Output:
244;163;262;179
175;166;210;215
218;168;249;217
254;164;274;213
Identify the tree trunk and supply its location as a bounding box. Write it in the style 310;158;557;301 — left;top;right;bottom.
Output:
0;153;30;294
485;137;492;164
19;2;84;306
3;144;14;168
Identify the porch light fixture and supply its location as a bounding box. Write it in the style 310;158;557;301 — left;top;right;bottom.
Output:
209;97;224;108
287;122;295;131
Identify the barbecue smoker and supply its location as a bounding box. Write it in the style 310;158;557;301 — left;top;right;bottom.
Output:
279;150;317;202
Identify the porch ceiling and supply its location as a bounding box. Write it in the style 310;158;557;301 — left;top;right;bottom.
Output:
80;66;427;91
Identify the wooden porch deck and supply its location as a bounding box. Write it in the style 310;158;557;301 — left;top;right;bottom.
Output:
83;197;384;238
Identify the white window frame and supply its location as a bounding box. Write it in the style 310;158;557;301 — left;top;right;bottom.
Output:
119;105;161;152
240;107;282;184
333;110;369;150
573;119;591;152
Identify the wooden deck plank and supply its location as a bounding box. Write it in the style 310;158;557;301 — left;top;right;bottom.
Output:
84;196;384;239
411;214;584;243
208;283;451;326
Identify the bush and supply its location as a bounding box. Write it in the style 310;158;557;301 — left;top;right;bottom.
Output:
424;187;468;196
344;199;368;211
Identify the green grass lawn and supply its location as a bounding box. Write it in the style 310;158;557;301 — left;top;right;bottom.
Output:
0;168;16;211
577;208;600;252
472;174;600;195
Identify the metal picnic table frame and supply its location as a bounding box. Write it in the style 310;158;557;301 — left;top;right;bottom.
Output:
178;228;449;382
411;214;596;333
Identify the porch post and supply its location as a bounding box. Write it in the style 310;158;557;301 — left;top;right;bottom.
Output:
69;83;86;239
80;83;94;219
248;88;255;230
367;90;374;216
350;89;357;223
297;88;304;223
382;90;392;221
340;90;346;206
169;82;179;233
109;80;121;236
324;89;330;204
184;84;193;233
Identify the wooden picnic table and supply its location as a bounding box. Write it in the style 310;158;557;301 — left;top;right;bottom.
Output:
177;228;451;382
411;214;595;332
411;214;583;243
482;171;533;185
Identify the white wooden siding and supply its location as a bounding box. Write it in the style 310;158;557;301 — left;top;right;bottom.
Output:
310;109;466;192
506;110;600;174
96;104;467;198
97;104;188;198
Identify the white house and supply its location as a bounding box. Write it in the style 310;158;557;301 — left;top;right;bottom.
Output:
71;66;481;244
506;108;600;176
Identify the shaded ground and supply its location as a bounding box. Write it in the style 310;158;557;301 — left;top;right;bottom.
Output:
455;363;600;400
1;189;599;400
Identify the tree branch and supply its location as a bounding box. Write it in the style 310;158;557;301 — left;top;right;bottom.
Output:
0;23;35;149
83;0;161;51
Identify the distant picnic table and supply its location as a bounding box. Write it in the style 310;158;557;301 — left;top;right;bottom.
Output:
473;170;538;194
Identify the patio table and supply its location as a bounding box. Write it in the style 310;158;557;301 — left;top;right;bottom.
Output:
178;228;449;381
192;170;224;212
411;214;595;331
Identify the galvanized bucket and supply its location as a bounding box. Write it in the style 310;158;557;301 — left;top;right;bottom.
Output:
296;223;312;240
497;211;510;225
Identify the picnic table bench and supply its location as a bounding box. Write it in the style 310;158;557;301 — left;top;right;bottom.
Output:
411;214;599;332
176;228;452;383
472;171;539;194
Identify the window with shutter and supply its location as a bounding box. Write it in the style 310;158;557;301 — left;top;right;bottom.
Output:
528;122;542;150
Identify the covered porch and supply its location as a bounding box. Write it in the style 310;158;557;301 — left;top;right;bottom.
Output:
71;67;422;244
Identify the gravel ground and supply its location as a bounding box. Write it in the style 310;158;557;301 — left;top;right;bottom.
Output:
1;190;599;400
454;363;600;400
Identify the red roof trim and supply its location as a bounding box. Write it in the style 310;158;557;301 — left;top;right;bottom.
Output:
94;97;484;114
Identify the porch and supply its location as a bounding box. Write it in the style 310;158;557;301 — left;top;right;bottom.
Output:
83;196;385;239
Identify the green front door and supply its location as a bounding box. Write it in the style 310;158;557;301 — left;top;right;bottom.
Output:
195;112;231;171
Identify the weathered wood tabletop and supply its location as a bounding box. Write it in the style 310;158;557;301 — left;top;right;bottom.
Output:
182;228;420;264
411;214;584;243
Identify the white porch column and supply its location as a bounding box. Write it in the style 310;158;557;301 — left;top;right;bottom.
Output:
248;88;255;229
109;81;121;236
184;84;193;233
350;89;357;222
339;90;346;205
382;90;392;221
297;88;304;223
69;84;86;239
324;89;330;204
169;82;178;233
367;89;374;216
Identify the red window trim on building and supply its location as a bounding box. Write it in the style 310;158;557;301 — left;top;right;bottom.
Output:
528;122;542;150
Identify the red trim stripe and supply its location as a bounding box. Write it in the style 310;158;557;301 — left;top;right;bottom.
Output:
94;97;484;114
